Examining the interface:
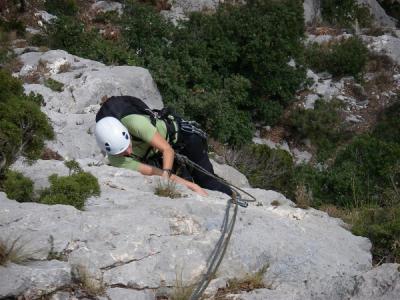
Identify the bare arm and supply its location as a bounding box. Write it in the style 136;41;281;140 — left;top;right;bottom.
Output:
147;131;175;172
138;163;208;196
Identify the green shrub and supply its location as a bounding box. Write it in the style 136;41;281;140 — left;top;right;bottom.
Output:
0;18;25;36
121;0;305;142
44;78;64;92
46;0;306;145
64;159;83;175
40;171;100;210
120;1;175;60
372;99;400;144
351;206;400;263
0;70;54;175
321;0;372;28
234;144;294;197
47;16;134;65
290;99;348;161
324;135;400;207
44;0;78;16
2;170;34;202
328;37;368;78
305;37;368;78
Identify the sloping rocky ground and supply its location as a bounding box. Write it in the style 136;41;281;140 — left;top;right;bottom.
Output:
0;47;399;299
1;1;400;299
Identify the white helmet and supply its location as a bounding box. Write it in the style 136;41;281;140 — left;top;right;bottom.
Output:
95;117;130;155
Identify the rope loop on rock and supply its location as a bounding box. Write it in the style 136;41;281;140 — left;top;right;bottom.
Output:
173;153;256;300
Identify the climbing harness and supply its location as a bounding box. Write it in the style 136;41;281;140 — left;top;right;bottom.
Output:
179;120;207;140
174;153;256;300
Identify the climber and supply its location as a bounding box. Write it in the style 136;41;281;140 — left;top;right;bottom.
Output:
94;96;233;197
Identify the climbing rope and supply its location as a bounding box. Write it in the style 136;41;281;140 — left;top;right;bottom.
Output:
174;153;256;300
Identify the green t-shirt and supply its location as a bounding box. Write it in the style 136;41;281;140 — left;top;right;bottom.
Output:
108;114;173;171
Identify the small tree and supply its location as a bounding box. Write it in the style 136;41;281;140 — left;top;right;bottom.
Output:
0;70;53;175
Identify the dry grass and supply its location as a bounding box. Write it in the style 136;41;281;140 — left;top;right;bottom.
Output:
295;183;313;209
154;178;182;199
169;275;196;300
41;147;64;161
4;57;24;73
58;62;71;73
215;265;270;299
0;236;33;266
75;265;106;297
270;200;281;207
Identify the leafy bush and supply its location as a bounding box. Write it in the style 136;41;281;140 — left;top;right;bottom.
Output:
305;37;368;78
328;135;400;206
290;99;348;161
299;135;400;208
44;0;78;16
0;18;25;36
328;37;368;78
121;0;306;143
44;78;64;92
372;99;400;144
45;0;306;144
39;171;100;210
321;0;372;28
2;170;34;202
0;70;54;175
351;206;400;263
233;144;294;197
47;16;134;65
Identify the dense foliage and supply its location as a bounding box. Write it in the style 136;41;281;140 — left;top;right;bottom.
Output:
0;70;54;175
305;37;368;79
321;0;372;27
291;100;400;262
39;161;100;210
230;144;295;197
2;170;34;202
45;16;134;66
44;0;78;16
290;99;349;161
43;0;306;145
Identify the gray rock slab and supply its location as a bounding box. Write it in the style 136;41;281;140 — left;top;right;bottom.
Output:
106;287;155;300
0;261;71;299
362;34;400;66
170;0;220;13
304;0;321;24
357;0;397;27
351;263;400;300
211;160;250;188
18;50;163;159
91;1;123;16
0;155;374;298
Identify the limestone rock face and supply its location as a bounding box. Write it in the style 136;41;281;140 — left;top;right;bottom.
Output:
3;48;399;299
361;34;400;65
351;263;400;300
0;156;376;299
211;159;250;188
16;50;163;159
303;0;321;24
357;0;397;27
0;261;71;299
303;0;396;27
91;1;124;16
